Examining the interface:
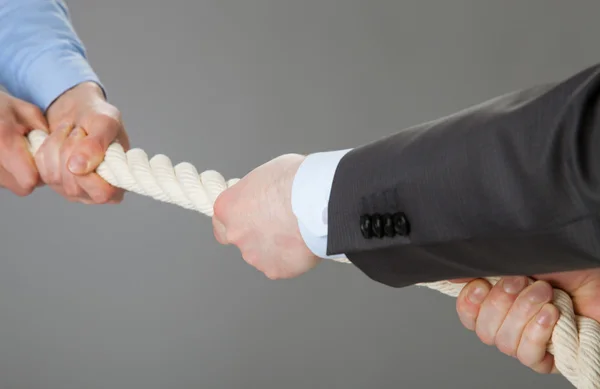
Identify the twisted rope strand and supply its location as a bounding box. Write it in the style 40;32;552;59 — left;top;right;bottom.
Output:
25;129;600;388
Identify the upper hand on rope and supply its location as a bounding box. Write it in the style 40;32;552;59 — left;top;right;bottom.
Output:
35;81;130;204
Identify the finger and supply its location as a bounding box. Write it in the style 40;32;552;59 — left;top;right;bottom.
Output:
530;353;556;375
0;126;40;194
494;281;553;357
0;165;34;196
48;183;93;204
475;276;529;345
75;173;122;204
65;116;125;203
212;216;228;244
59;123;122;203
59;127;90;201
213;186;237;226
456;279;492;331
35;123;74;186
517;303;559;374
5;140;39;193
14;101;49;132
68;115;123;175
108;189;125;204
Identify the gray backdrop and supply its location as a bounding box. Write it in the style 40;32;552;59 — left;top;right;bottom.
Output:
0;1;597;388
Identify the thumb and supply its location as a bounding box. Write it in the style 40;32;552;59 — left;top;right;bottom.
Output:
66;134;105;175
67;114;123;175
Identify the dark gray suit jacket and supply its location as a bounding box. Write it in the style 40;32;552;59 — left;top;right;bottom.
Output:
327;63;600;288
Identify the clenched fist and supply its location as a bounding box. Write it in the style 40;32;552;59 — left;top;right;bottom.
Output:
0;91;48;196
36;81;130;204
212;154;320;279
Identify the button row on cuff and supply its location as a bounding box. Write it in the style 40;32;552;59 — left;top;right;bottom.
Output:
360;212;410;239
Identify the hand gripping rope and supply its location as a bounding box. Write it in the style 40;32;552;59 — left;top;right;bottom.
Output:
25;129;600;389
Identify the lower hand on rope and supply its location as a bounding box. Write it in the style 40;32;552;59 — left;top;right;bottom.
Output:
212;154;321;279
35;81;130;204
452;269;600;374
0;91;49;196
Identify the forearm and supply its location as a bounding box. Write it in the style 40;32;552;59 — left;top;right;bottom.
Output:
0;0;103;111
294;63;600;287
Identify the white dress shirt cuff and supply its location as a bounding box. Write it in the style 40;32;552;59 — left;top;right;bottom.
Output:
291;149;352;259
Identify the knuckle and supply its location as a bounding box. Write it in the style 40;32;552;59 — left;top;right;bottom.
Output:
92;111;121;130
19;171;39;193
19;102;42;116
212;220;227;244
34;147;57;184
242;251;259;267
224;229;241;245
13;184;34;197
213;191;229;221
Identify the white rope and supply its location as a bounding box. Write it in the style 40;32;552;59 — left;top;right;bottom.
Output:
25;129;600;388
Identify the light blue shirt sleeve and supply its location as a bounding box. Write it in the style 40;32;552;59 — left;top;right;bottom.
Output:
291;149;352;260
0;0;103;111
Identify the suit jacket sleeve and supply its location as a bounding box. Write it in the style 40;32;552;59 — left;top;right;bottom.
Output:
326;63;600;288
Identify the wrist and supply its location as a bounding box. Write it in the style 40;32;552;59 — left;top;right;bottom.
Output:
70;81;105;99
46;81;106;124
56;81;105;104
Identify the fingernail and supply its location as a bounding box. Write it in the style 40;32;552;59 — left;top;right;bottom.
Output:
536;305;556;326
502;277;527;294
468;285;488;304
68;154;89;174
528;281;553;304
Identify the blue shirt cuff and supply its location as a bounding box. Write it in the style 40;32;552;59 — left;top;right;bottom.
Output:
0;0;104;111
291;149;352;259
21;51;103;112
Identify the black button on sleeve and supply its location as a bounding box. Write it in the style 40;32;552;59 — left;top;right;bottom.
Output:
371;213;384;238
382;213;395;237
393;212;410;236
360;215;373;239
